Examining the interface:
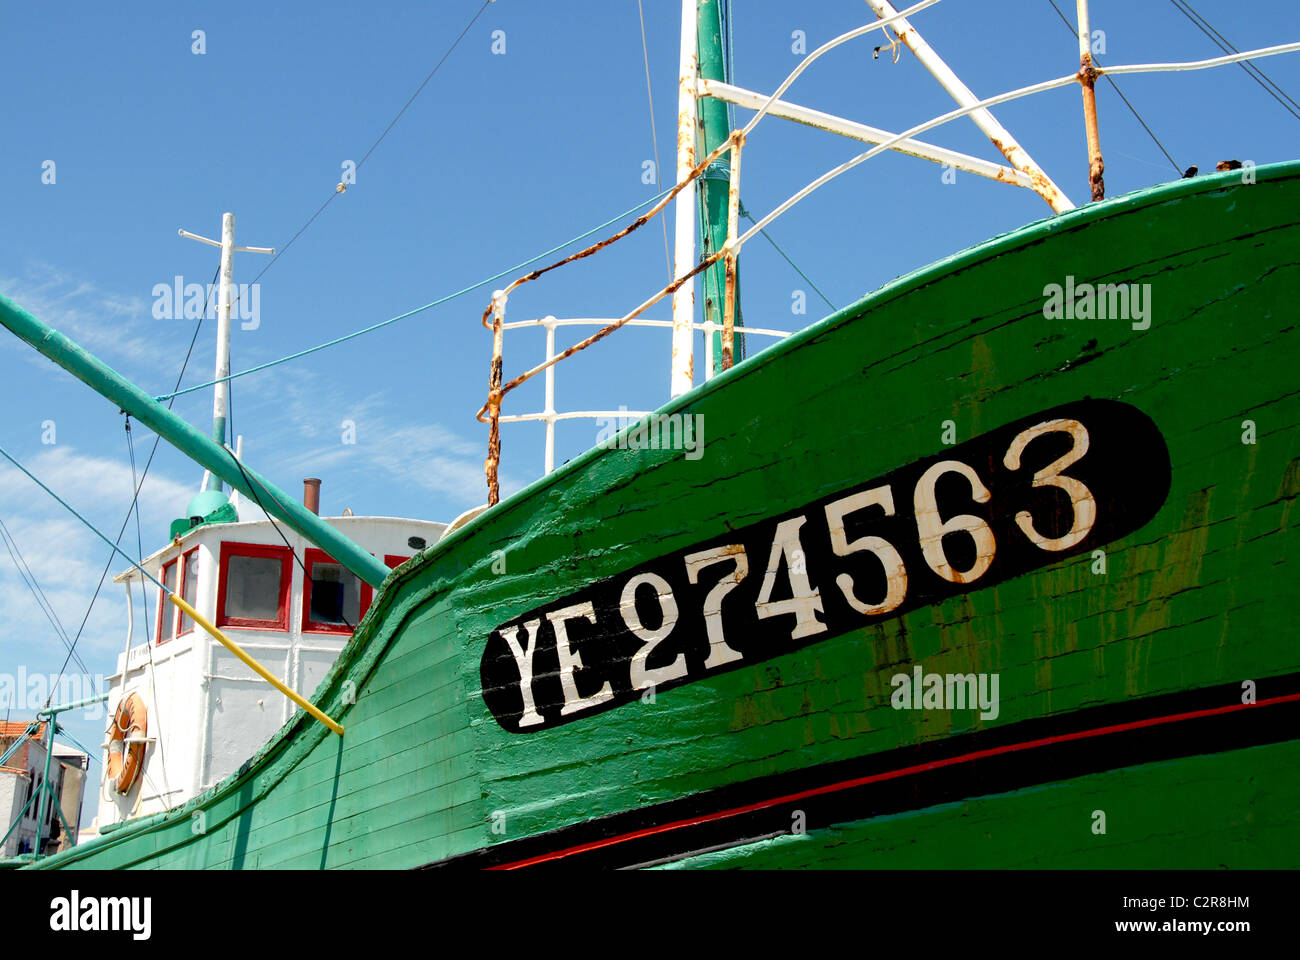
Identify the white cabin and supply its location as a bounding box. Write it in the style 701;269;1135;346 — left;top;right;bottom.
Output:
88;494;444;835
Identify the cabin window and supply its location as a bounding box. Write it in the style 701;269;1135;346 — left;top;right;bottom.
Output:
303;548;369;633
177;547;200;635
157;558;177;643
217;542;292;630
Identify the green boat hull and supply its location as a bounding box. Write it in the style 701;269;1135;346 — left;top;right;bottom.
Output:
24;162;1300;870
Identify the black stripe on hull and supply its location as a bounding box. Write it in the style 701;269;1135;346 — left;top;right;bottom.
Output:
418;672;1300;870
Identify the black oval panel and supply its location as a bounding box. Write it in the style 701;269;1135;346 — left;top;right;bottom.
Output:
480;399;1172;733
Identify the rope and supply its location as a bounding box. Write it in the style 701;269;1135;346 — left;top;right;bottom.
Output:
125;416;176;808
37;267;217;712
1169;0;1300;120
56;728;100;766
226;448;356;633
124;419;149;645
232;1;492;310
157;188;673;402
0;445;168;595
724;0;736;129
0;518;92;678
636;0;673;281
739;203;836;311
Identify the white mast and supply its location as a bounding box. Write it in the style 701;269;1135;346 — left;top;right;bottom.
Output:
178;213;273;491
669;0;700;399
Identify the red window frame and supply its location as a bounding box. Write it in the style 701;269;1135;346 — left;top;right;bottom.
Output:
156;557;178;644
176;547;200;637
216;541;292;631
302;548;374;634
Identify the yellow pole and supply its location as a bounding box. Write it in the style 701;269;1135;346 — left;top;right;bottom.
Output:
168;594;344;736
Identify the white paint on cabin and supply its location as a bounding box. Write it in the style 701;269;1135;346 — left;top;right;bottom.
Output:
90;514;444;833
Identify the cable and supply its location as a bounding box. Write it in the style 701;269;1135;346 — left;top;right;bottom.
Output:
637;0;673;281
124;419;149;645
233;1;492;310
0;444;169;595
54;727;100;767
0;519;92;678
722;0;737;131
124;415;176;810
227;452;354;634
1169;0;1300;119
1046;0;1183;174
38;266;217;710
740;204;837;312
158;188;674;402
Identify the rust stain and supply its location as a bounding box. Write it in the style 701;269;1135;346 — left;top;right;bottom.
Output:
1077;52;1106;202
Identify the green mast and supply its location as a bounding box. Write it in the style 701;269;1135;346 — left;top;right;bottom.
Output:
0;291;390;589
697;0;743;373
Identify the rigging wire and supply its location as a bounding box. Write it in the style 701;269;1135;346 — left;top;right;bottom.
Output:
1045;0;1183;174
124;419;149;645
1168;0;1300;120
722;0;737;132
54;727;100;767
637;0;673;281
234;1;492;310
0;519;91;678
212;348;356;633
125;415;176;808
157;188;673;402
227;451;355;634
740;204;837;312
39;267;218;712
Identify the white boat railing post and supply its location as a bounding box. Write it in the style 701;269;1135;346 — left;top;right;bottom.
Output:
670;0;700;398
862;0;1075;212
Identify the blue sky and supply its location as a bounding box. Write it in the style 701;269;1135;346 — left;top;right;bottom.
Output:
1;0;1298;821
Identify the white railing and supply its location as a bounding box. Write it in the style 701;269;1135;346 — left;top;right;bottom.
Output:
475;0;1300;505
495;315;790;476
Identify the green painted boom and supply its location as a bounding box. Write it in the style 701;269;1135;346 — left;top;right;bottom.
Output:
0;292;391;588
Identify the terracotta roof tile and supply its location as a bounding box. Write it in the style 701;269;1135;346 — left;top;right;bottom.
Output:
0;721;46;740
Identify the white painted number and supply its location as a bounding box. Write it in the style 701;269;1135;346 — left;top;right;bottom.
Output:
684;545;748;669
755;516;827;639
1003;418;1096;551
914;460;996;584
824;485;907;615
620;572;687;690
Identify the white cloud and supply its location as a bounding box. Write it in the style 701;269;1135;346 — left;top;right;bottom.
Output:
0;446;194;673
0;263;168;369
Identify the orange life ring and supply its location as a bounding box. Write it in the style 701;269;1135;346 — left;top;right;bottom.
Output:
105;693;147;795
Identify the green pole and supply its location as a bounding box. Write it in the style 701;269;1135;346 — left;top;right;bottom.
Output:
41;692;110;717
698;0;743;373
33;717;55;857
29;693;105;858
0;292;390;588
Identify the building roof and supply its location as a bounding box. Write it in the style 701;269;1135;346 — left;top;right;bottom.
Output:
0;721;46;741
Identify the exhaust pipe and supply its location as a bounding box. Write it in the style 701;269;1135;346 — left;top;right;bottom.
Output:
303;478;321;515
